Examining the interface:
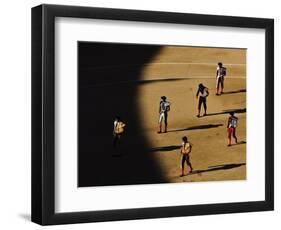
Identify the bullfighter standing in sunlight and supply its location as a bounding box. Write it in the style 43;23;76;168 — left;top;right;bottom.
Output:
180;136;193;177
158;96;170;133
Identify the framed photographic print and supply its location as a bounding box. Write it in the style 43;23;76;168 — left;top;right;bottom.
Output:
31;4;274;225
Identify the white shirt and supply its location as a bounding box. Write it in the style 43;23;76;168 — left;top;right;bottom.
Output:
217;66;226;78
198;88;208;97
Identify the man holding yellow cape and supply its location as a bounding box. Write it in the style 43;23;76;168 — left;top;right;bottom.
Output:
113;116;126;154
180;136;193;177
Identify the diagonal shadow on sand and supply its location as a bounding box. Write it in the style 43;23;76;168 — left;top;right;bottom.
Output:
233;141;246;146
222;89;246;95
149;145;181;152
190;163;246;175
205;108;246;117
168;124;223;133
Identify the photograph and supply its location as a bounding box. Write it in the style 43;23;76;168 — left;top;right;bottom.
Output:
30;3;274;225
78;42;247;187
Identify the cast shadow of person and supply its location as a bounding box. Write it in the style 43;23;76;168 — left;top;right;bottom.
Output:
168;124;223;133
190;162;246;175
222;89;246;95
205;108;246;117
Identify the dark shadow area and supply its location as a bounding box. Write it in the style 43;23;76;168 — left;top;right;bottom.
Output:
18;213;31;222
78;42;167;187
190;163;246;175
205;108;246;117
149;145;181;152
222;89;246;95
168;124;223;133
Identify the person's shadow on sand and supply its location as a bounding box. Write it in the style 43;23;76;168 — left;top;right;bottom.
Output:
149;145;181;152
188;163;246;176
222;89;246;95
205;108;246;117
168;124;223;133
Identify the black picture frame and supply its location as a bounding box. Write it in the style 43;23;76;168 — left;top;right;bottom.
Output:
31;4;274;225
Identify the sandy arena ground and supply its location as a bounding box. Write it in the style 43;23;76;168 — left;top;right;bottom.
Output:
138;78;246;183
136;47;246;183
